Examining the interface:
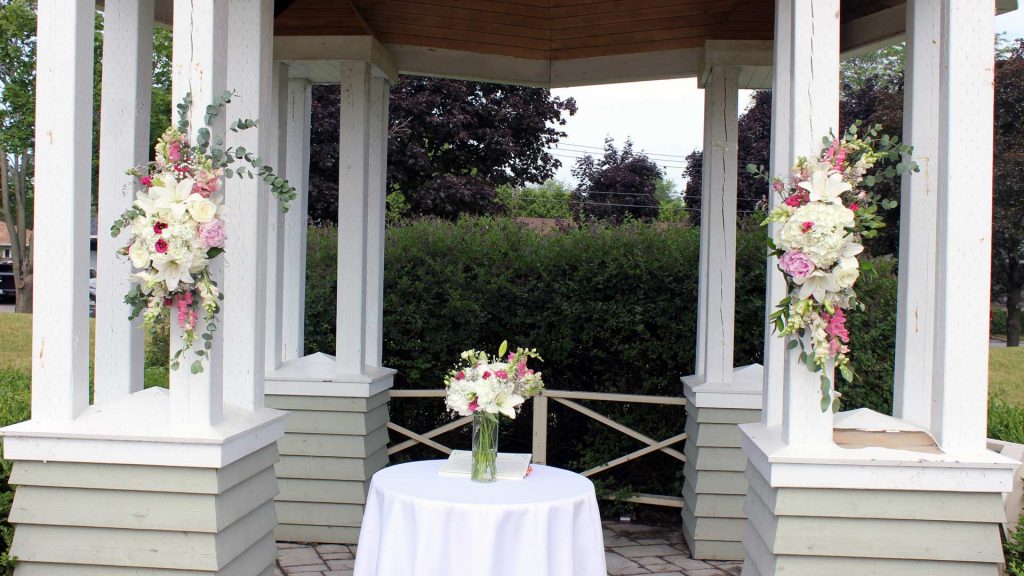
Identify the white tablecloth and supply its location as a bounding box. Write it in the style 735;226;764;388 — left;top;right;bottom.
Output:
354;460;607;576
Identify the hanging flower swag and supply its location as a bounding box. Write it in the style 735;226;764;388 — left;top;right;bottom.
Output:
110;92;297;374
750;121;916;412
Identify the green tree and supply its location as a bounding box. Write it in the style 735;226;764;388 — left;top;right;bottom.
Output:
654;177;687;223
0;0;37;313
495;179;572;219
993;40;1024;347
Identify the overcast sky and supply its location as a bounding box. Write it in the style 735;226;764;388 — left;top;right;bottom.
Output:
548;9;1024;192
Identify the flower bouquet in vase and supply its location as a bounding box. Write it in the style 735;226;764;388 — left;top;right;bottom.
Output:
444;341;545;483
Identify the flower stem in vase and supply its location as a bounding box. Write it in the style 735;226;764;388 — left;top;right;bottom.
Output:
471;413;499;483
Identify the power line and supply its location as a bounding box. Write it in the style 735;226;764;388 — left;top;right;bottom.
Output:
554;141;690;160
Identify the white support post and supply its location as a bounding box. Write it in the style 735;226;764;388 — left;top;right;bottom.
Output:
780;0;840;448
282;79;312;362
893;0;940;430
364;74;391;369
931;0;994;454
30;0;95;422
694;65;739;386
169;0;226;426
264;62;289;372
761;0;792;429
336;62;372;377
223;0;274;411
94;0;153;404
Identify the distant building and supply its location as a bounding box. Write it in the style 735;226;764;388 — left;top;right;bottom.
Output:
0;221;31;261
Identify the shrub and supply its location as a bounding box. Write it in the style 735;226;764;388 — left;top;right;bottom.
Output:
305;217;901;502
1006;516;1024;576
0;369;31;575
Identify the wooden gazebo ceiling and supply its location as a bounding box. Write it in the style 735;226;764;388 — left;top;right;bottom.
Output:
274;0;781;61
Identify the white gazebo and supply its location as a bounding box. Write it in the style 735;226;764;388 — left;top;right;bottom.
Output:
1;0;1020;574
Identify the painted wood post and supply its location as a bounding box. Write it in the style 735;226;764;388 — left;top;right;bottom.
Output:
365;74;391;369
931;0;994;454
694;65;739;386
30;0;95;422
168;0;227;426
336;62;372;377
780;0;840;448
223;0;274;411
282;79;312;362
94;0;153;404
761;0;792;430
893;0;940;431
265;62;289;372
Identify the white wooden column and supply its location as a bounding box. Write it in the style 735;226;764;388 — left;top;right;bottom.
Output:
94;0;153;404
780;0;840;448
282;79;312;362
931;0;994;453
336;62;372;377
365;74;391;369
761;0;793;429
30;0;95;422
893;0;940;430
169;0;226;426
694;65;739;386
223;0;273;410
264;62;289;372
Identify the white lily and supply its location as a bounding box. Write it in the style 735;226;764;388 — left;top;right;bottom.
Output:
493;392;524;418
152;178;196;221
794;269;840;303
152;257;194;291
798;168;852;204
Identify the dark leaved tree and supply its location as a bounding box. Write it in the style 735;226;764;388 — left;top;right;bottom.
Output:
571;138;662;222
994;40;1024;346
307;77;576;221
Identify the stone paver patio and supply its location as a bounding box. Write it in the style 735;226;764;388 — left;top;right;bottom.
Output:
275;521;743;576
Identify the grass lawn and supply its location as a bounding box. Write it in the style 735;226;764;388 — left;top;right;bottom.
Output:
989;347;1024;407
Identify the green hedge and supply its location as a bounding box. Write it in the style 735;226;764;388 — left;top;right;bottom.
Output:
305;217;900;501
0;369;30;575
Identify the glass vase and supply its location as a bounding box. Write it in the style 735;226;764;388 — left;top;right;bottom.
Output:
471;412;499;483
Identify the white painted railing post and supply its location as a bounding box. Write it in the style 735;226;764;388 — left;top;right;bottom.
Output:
282;79;312;362
337;62;372;377
30;0;96;422
694;65;739;386
761;0;792;430
94;0;153;404
931;0;994;454
169;0;227;426
365;74;391;369
223;0;274;411
893;0;940;431
265;62;289;372
779;0;840;448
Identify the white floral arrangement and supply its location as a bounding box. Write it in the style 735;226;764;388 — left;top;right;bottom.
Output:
754;122;914;411
445;340;545;418
111;92;296;373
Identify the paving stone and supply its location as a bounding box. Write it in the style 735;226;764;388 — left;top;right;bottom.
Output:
278;547;326;568
323;571;354;576
684;570;729;576
614;545;686;559
321;552;354;561
284;564;327;574
649;563;690;574
635;556;669;567
634;538;670;545
605;535;639;547
663;555;714;571
315;544;349;554
274;568;285;576
277;542;307;549
326;559;356;570
606;551;646;576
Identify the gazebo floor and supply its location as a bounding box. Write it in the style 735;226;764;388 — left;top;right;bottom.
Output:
275;521;744;576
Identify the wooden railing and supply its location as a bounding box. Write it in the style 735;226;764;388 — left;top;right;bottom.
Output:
387;389;688;509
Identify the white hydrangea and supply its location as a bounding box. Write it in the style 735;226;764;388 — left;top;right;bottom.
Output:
775;202;856;269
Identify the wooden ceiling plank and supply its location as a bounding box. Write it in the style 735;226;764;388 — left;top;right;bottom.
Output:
551;24;719;50
359;0;549;29
553;36;704;60
550;0;733;20
555;13;733;39
377;32;550;60
354;0;548;20
370;21;550;51
362;9;550;40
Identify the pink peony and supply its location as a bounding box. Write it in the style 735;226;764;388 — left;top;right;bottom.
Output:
778;250;815;279
168;141;182;163
154;238;168;254
198;219;226;248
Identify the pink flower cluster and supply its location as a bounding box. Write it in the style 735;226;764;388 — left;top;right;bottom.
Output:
823;309;850;355
175;291;197;330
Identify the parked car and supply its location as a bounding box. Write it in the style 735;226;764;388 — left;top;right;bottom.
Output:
0;261;14;302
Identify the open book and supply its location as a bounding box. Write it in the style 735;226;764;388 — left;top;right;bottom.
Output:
438;451;533;480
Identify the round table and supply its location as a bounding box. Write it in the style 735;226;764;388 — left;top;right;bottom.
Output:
354;460;607;576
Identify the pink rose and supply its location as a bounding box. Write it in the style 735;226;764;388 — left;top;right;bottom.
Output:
198;219;226;248
468;400;479;413
140;175;152;187
154;238;168;254
779;250;815;279
153;222;167;235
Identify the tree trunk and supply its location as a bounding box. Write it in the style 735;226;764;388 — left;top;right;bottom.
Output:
14;270;32;314
1008;285;1022;347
